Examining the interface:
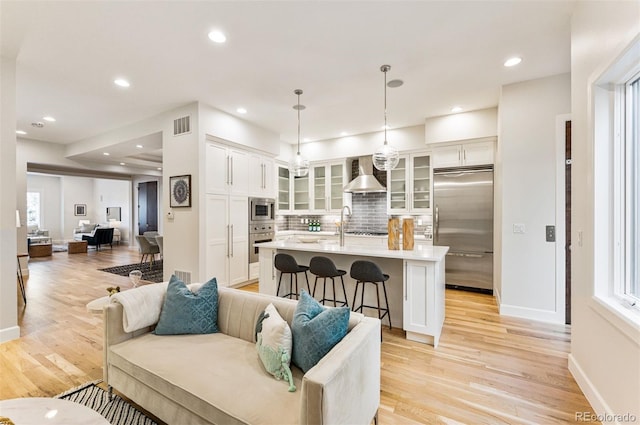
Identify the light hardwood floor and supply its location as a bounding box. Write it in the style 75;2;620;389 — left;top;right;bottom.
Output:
1;245;597;424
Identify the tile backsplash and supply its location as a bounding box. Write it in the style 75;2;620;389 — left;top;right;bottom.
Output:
276;192;432;235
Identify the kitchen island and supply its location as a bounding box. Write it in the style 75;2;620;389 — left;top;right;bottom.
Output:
257;240;449;346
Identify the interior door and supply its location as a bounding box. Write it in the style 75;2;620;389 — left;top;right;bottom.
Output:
138;181;158;235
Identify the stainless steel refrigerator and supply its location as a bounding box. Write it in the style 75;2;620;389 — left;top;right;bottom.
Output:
434;166;494;293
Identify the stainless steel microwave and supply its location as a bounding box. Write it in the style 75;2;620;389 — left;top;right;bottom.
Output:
249;197;275;222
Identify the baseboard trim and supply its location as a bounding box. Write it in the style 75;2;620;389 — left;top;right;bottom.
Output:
499;302;564;324
568;354;610;423
0;326;20;343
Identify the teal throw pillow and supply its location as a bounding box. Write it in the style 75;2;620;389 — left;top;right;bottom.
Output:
291;289;350;373
154;275;219;335
255;303;296;392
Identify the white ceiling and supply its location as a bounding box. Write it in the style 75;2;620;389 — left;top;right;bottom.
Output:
1;0;574;167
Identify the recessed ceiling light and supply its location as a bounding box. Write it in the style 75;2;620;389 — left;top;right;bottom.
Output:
237;107;247;114
114;78;130;88
504;57;522;67
157;167;162;171
303;137;310;142
451;106;463;113
43;116;56;122
340;131;348;136
208;30;226;43
16;130;27;135
103;152;110;156
120;162;126;166
136;144;143;149
381;125;391;130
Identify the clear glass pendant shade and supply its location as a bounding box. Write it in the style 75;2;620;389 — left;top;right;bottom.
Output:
373;142;400;171
289;152;309;177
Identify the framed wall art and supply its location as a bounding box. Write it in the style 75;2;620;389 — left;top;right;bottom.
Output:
170;174;192;208
74;204;87;216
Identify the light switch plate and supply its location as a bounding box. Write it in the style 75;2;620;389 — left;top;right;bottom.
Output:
546;225;556;242
513;223;526;234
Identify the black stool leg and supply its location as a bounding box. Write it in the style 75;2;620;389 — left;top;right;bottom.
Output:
340;275;348;308
304;271;311;293
331;277;337;307
375;282;382;322
382;281;392;329
313;276;319;297
352;281;360;311
276;272;284;298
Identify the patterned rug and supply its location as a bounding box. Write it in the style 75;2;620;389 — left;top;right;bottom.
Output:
99;260;164;283
56;381;158;425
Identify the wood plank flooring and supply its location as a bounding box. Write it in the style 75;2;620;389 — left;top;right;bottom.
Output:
0;246;597;424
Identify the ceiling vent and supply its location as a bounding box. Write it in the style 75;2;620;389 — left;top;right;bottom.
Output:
173;115;191;136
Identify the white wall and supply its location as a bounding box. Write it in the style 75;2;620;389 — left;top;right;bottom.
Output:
94;179;131;243
569;1;640;420
0;55;19;343
497;74;570;322
61;176;95;236
297;125;425;163
26;174;62;241
425;108;498;144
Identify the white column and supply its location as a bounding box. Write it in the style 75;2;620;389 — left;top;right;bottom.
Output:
0;55;20;342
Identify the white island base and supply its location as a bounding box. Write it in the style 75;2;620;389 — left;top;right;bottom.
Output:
257;240;448;347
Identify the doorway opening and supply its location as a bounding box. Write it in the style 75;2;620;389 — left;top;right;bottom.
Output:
138;181;158;235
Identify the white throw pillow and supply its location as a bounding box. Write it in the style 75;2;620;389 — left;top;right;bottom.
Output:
255;303;296;392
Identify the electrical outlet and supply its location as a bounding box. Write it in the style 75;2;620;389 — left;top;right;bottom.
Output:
513;223;526;234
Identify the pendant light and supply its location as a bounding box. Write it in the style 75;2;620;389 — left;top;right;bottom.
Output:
289;89;309;177
372;65;400;171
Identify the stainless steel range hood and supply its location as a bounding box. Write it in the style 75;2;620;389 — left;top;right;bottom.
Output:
343;156;386;193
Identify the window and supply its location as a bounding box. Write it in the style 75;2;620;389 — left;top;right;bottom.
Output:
593;35;640;317
624;74;639;302
26;191;41;227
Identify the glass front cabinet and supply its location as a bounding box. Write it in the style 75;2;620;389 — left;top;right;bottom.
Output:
277;165;291;213
387;152;432;214
311;162;347;213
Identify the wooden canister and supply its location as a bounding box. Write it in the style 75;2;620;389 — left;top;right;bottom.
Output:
388;218;400;250
403;218;414;250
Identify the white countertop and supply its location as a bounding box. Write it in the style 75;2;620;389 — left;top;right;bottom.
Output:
257;240;448;261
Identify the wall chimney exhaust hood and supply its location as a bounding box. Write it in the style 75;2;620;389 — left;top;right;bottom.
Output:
343;156;386;193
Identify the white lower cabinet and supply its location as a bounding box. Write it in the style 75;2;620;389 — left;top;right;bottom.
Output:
403;259;445;347
205;194;248;287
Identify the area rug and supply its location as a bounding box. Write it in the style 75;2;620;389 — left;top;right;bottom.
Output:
56;381;158;425
98;261;164;283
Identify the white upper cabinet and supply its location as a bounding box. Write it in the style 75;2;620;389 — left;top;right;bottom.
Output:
311;161;348;213
205;141;249;195
432;141;494;168
276;164;291;214
249;154;275;198
387;153;432;214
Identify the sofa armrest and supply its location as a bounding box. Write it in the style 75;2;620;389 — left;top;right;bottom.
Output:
299;316;381;425
103;302;152;384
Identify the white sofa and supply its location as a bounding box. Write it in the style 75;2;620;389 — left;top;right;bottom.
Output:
103;286;381;425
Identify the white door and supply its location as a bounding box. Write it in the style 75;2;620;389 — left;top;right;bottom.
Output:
205;194;229;286
262;157;275;198
206;143;230;194
229;196;248;286
432;145;462;168
462;142;494;166
229;149;249;196
248;154;264;196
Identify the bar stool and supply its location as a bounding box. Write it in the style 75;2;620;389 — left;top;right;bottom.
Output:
274;253;310;299
350;260;391;329
309;256;349;307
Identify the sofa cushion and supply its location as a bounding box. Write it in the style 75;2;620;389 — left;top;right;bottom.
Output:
154;275;219;335
108;332;302;425
291;290;350;373
255;303;296;392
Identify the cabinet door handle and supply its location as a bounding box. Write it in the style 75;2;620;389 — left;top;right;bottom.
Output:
226;225;230;257
463;149;466;162
230;156;234;185
434;206;439;242
230;224;234;257
404;263;407;301
226;155;231;185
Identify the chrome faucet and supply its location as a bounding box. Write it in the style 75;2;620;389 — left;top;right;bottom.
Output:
340;205;351;247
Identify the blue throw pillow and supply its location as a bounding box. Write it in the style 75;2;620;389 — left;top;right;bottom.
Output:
291;289;350;373
154;275;219;335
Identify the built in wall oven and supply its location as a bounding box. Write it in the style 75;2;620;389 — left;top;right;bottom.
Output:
249;221;274;264
250;197;275;222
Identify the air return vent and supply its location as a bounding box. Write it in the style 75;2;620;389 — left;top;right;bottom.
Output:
173;115;191;136
174;270;192;284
